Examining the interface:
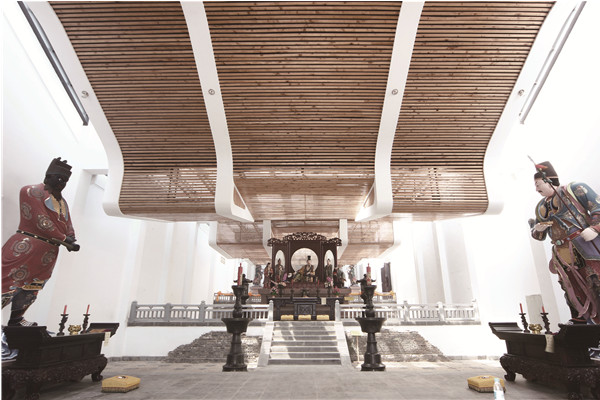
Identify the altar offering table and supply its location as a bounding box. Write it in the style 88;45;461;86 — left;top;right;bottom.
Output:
2;323;119;400
270;296;345;321
489;322;600;399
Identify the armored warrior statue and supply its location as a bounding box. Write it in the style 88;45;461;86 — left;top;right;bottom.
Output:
531;161;600;324
2;158;80;326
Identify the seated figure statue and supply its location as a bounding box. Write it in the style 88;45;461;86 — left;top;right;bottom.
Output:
293;256;315;283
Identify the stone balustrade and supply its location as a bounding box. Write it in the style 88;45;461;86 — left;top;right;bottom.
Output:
128;299;479;326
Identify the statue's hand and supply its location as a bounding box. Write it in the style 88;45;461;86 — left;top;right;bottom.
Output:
67;243;80;252
533;223;551;232
581;227;599;242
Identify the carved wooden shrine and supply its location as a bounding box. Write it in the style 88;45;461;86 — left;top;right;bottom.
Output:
489;322;600;399
259;232;349;319
267;231;342;283
2;323;119;400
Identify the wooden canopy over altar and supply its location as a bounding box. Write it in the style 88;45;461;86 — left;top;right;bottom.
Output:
268;232;341;284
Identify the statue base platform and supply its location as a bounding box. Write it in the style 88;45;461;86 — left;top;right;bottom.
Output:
2;323;118;400
490;322;600;399
257;284;351;303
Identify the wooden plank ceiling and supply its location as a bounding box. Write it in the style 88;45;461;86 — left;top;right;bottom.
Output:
205;1;399;220
51;1;219;221
48;1;553;264
391;1;553;219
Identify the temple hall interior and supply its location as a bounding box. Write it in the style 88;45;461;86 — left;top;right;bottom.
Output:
2;1;600;399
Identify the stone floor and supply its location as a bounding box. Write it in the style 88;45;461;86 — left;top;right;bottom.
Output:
31;359;591;399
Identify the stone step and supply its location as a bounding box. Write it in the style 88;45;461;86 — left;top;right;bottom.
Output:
270;345;339;353
274;328;336;334
272;334;336;341
270;340;337;347
266;321;346;367
274;322;335;327
268;358;341;365
269;352;341;359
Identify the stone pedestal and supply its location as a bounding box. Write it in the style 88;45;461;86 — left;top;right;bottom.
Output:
221;317;252;371
356;317;386;371
355;283;386;371
222;285;252;371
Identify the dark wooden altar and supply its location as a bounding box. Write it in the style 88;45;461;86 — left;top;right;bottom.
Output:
268;231;342;284
270;296;347;321
489;322;600;399
2;323;119;400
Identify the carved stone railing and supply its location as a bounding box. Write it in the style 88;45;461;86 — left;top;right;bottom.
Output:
346;292;397;303
213;293;263;304
128;300;479;326
339;300;480;325
128;301;269;326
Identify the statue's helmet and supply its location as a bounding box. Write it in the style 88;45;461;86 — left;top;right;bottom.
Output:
46;157;72;178
533;161;559;186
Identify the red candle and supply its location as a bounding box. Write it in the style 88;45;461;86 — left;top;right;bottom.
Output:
63;305;67;314
519;303;523;313
366;264;372;285
237;264;243;285
86;304;90;314
542;305;546;313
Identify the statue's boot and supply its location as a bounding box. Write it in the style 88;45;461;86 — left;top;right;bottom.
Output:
7;289;38;326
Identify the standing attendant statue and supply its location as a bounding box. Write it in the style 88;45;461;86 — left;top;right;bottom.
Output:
253;265;263;286
531;161;600;324
324;258;333;282
2;158;80;326
348;265;356;285
274;258;284;283
333;265;346;288
263;262;274;288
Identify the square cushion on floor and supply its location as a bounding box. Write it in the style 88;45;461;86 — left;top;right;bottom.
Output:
298;315;312;320
280;315;294;320
316;315;330;320
467;375;505;393
102;375;141;393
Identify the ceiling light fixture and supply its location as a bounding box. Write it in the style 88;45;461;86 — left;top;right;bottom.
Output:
519;1;586;124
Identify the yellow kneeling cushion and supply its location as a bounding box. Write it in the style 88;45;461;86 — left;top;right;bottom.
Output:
298;314;312;320
102;375;141;393
467;375;505;393
280;315;294;320
316;315;330;320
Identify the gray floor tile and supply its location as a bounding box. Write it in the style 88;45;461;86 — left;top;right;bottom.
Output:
11;360;592;399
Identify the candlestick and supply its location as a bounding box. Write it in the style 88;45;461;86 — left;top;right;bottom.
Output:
541;311;551;334
64;304;68;314
519;312;530;333
82;309;90;333
237;264;243;286
520;303;523;313
57;313;68;336
542;305;545;314
366;264;372;285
